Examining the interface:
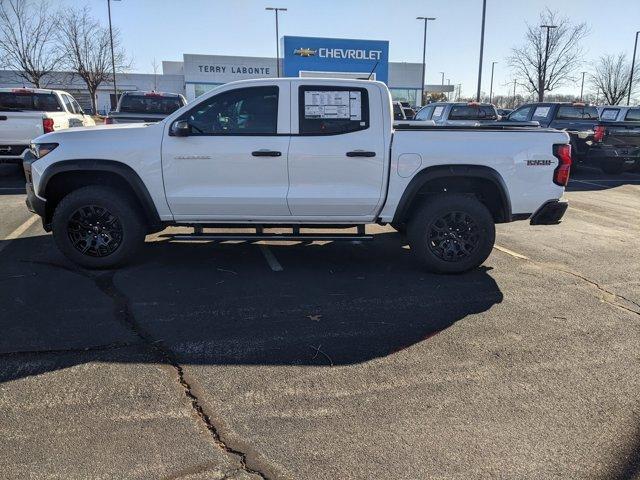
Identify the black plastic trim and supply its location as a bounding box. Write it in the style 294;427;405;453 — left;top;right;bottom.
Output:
530;200;568;225
39;159;162;229
391;164;512;224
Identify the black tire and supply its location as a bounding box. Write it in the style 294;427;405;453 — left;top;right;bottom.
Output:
52;186;146;269
601;163;623;175
407;193;495;274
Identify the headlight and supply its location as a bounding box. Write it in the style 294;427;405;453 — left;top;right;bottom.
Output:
31;143;58;159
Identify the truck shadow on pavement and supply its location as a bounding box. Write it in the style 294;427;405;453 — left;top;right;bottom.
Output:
0;232;504;382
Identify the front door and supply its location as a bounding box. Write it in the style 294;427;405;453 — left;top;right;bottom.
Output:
286;82;386;218
162;84;291;220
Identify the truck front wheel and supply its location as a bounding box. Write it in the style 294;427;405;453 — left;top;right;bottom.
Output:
407;194;495;274
52;186;146;269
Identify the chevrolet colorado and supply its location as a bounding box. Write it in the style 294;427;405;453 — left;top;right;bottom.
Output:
24;78;571;273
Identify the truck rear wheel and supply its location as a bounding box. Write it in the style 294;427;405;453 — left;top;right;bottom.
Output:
52;186;146;269
407;193;495;274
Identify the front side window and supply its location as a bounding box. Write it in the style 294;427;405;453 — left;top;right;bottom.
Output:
532;106;552;121
432;105;445;119
184;86;278;135
415;106;434;121
299;86;369;135
510;106;532;121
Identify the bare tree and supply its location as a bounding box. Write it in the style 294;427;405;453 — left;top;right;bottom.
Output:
0;0;61;87
590;53;639;105
57;7;129;113
151;57;159;90
508;8;589;101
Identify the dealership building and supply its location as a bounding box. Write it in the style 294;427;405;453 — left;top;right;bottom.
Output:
0;36;452;113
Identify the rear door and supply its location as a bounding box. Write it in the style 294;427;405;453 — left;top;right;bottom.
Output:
287;82;386;218
161;83;291;220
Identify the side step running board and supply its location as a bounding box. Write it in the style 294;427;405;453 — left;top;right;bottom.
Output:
161;225;373;242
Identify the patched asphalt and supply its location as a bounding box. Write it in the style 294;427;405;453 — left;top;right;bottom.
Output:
0;166;638;479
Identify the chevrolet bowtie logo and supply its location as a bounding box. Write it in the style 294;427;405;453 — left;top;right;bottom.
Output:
294;48;317;57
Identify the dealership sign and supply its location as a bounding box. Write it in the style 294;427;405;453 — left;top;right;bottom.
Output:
283;36;389;84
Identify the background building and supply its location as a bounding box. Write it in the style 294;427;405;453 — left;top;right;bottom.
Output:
0;36;453;112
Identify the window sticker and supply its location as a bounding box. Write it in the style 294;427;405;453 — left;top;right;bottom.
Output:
533;106;551;118
304;90;362;120
433;106;444;117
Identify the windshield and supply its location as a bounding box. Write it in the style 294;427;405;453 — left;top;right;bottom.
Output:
0;92;63;112
449;105;497;120
119;95;183;114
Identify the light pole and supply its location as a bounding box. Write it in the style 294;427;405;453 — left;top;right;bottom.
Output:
440;71;445;100
266;7;287;77
513;79;517;107
417;17;436;106
107;0;121;108
446;78;450;101
627;31;639;105
540;24;557;101
489;61;497;103
476;0;487;102
580;71;586;102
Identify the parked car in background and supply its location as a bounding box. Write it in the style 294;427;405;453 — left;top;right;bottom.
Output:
25;78;571;273
506;102;599;159
0;88;94;165
106;91;187;124
507;102;640;173
597;105;640;122
414;102;500;126
392;101;407;120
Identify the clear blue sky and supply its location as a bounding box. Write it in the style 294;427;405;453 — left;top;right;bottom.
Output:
64;0;640;98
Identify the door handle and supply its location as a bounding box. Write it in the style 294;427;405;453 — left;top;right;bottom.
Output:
252;150;281;157
346;150;376;157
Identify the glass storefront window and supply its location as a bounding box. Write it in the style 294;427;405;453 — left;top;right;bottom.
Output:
389;88;420;107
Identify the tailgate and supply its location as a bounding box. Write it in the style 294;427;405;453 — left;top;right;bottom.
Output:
601;123;640;149
0;112;44;144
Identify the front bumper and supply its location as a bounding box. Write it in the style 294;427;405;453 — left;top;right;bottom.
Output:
530;200;568;225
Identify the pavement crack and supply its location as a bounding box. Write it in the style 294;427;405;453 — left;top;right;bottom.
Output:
92;271;270;480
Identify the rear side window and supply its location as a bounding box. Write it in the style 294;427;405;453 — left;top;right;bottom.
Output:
625;109;640;121
299;86;369;135
120;94;183;114
0;91;63;112
184;86;278;135
449;105;497;120
556;106;599;120
600;108;620;121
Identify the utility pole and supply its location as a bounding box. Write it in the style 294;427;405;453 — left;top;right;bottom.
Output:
266;7;287;77
417;17;436;106
489;61;497;103
540;24;557;101
628;31;639;105
107;0;121;108
446;78;450;101
580;71;586;102
475;0;487;102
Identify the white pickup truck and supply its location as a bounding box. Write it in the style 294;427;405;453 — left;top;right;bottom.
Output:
24;78;571;273
0;88;95;165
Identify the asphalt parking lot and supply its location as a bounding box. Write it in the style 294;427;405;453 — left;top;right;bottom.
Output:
0;163;639;480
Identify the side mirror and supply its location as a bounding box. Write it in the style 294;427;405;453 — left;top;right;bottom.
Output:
170;120;191;137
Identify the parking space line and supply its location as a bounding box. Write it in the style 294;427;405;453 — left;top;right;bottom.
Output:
494;244;529;260
259;245;283;271
0;214;39;254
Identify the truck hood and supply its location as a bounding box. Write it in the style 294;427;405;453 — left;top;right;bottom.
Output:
33;121;159;144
